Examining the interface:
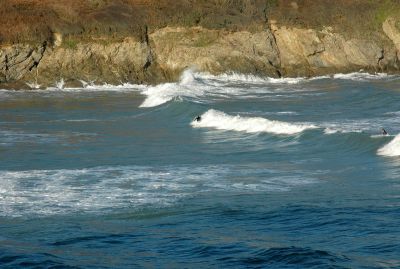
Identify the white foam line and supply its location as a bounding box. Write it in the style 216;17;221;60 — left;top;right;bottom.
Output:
197;72;308;84
2;70;397;107
191;109;316;135
333;72;393;81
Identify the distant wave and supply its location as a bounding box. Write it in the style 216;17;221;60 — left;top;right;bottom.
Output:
333;72;394;81
197;71;308;84
377;134;400;157
45;82;145;92
191;109;316;135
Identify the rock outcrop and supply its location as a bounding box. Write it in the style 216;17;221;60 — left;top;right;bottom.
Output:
2;1;400;88
34;37;155;86
383;17;400;62
0;44;46;83
271;25;390;76
149;27;281;79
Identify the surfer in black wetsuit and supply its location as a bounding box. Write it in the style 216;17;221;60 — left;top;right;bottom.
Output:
381;128;388;135
195;115;202;122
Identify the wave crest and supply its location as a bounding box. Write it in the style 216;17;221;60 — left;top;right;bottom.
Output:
139;69;201;108
191;109;316;135
378;134;400;157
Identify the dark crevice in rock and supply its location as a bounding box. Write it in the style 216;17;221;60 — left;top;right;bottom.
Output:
266;23;282;78
275;68;282;78
30;41;47;71
25;49;34;62
377;48;384;69
268;59;281;77
143;25;149;45
143;57;151;70
5;54;9;71
307;47;325;57
29;61;39;71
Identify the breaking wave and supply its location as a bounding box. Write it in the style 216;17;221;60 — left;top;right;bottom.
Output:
191;109;316;135
139;69;202;107
377;134;400;157
138;69;320;108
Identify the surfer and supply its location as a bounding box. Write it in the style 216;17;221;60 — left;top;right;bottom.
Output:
194;115;202;122
381;128;388;136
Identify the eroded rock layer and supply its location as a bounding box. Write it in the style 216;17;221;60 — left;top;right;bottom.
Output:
1;0;400;88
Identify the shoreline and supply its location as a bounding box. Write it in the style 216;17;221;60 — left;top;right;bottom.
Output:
0;69;397;92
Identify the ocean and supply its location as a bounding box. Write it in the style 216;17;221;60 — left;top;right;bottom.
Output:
0;70;399;268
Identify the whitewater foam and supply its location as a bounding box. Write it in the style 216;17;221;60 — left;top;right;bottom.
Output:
139;69;205;107
378;134;400;157
0;164;318;217
43;82;145;93
333;72;392;81
320;118;389;135
138;69;325;108
197;72;309;84
191;109;316;135
26;82;41;89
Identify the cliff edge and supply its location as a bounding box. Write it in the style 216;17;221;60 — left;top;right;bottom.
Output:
2;0;400;88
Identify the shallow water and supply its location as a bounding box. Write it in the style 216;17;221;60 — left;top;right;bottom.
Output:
1;71;400;268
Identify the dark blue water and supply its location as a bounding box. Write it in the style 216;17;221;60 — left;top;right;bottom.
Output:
1;72;400;268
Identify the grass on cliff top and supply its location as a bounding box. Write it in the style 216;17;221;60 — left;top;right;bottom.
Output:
266;0;400;40
64;39;77;49
3;0;400;46
373;0;400;26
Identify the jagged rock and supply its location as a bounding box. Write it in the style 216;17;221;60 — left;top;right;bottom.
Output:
272;25;386;76
21;37;156;86
273;26;324;76
383;17;400;61
344;39;382;67
0;44;45;83
150;26;281;80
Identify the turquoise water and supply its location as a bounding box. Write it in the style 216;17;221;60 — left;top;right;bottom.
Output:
1;71;400;268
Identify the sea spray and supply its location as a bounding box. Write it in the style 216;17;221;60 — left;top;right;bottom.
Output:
139;69;203;108
26;82;41;89
56;78;65;89
191;109;316;135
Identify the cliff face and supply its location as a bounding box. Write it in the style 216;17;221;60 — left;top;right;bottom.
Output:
1;0;400;88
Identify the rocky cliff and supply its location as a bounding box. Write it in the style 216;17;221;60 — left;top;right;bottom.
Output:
2;0;400;89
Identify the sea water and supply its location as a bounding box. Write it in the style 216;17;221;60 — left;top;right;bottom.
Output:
0;70;400;268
